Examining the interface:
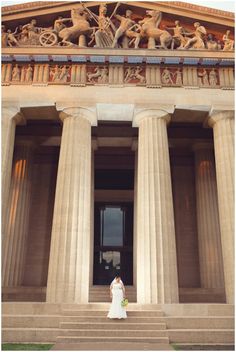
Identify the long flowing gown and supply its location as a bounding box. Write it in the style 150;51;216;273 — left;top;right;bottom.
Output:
107;282;127;319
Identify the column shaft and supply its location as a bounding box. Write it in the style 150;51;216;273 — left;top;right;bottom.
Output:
2;107;22;236
136;112;179;304
209;111;234;303
46;110;92;303
194;145;224;289
2;142;33;286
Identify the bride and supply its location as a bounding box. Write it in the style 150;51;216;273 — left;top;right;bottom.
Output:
107;275;127;319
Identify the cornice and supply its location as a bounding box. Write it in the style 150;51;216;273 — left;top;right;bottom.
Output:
2;1;234;25
1;1;66;14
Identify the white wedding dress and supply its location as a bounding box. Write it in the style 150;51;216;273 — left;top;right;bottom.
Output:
107;282;127;319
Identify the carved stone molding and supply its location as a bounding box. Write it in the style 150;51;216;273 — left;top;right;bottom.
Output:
2;62;234;90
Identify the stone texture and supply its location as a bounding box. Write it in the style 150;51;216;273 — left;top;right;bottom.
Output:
1;106;22;238
135;110;179;304
170;152;200;288
208;111;234;304
2;141;34;287
23;156;58;286
193;143;225;289
46;107;96;303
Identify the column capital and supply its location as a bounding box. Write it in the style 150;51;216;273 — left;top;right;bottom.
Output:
208;110;234;128
59;107;97;126
2;106;26;125
133;109;171;127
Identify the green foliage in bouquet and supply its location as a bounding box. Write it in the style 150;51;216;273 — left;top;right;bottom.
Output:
121;298;128;307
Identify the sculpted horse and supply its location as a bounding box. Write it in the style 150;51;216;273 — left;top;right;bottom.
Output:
139;10;172;49
58;7;92;46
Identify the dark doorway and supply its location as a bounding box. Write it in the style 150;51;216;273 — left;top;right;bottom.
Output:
93;202;133;285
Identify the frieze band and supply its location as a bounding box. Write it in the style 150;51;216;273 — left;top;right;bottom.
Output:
1;63;234;89
1;4;234;51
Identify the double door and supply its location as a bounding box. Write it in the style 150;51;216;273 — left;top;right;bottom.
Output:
93;202;133;285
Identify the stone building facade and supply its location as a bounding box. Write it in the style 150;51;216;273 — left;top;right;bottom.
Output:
1;1;234;311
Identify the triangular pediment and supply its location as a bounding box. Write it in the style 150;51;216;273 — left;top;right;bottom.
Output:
2;1;234;30
1;0;235;63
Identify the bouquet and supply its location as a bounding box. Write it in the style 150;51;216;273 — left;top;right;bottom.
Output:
121;298;128;307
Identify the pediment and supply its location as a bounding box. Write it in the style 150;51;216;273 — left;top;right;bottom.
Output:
2;1;234;51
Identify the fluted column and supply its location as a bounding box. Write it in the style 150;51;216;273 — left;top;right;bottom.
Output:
2;106;24;236
46;107;96;303
2;140;34;287
193;143;224;289
208;111;234;303
89;140;97;286
135;109;179;304
132;140;138;288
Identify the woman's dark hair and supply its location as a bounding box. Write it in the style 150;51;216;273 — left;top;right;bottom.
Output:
115;274;120;279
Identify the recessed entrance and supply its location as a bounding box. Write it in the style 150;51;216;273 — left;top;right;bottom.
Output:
93;203;133;285
93;142;135;287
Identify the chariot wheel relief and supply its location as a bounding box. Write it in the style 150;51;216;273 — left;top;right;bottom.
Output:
39;31;58;47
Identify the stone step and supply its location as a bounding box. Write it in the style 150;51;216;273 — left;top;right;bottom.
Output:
168;329;234;344
165;316;234;329
56;336;170;344
2;328;60;343
2;315;60;328
51;342;173;351
3;315;233;329
61;316;165;323
60;322;167;330
62;310;164;317
59;329;168;338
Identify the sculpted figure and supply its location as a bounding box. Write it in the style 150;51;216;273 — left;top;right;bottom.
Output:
25;65;33;82
209;69;217;86
166;20;188;49
53;16;67;33
94;4;116;47
112;10;141;49
12;65;20;81
98;67;108;84
81;3;118;48
21;19;40;44
161;68;173;84
58;7;92;46
7;29;19;47
173;68;182;85
133;66;145;83
59;65;70;82
222;30;234;51
87;66;108;83
51;65;61;81
139;10;172;49
206;34;219;50
124;67;134;82
198;69;209;86
17;25;29;43
184;22;206;49
1;25;8;47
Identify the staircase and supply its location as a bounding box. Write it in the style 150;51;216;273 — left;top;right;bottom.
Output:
57;306;168;345
89;285;137;302
2;302;234;349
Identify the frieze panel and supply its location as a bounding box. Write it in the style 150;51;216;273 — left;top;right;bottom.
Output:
1;63;234;89
1;3;234;51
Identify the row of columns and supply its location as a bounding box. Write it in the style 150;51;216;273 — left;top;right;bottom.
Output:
1;105;234;304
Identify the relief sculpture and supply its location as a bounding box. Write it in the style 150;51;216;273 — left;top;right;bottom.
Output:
1;63;231;89
1;3;234;51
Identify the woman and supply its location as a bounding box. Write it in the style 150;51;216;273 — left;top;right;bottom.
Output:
107;275;127;319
